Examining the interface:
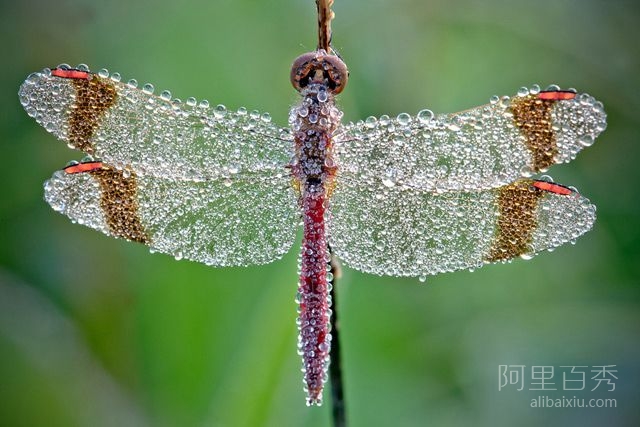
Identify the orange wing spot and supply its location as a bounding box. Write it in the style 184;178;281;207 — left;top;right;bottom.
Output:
51;69;90;79
64;162;104;174
538;91;576;101
532;180;573;195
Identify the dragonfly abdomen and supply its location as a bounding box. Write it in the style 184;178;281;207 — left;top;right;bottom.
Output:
297;182;332;406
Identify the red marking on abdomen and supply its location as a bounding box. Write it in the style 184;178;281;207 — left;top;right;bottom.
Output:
538;90;576;101
297;184;331;406
533;180;573;195
52;69;90;80
64;161;104;174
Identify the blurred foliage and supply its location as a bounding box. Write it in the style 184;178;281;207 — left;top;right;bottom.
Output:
1;0;639;426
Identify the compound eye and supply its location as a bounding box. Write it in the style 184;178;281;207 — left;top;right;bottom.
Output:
290;51;348;94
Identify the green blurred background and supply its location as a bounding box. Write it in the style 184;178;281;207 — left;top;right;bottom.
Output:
1;0;639;426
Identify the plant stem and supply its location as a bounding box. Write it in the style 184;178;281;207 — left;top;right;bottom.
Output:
316;0;334;53
328;247;346;426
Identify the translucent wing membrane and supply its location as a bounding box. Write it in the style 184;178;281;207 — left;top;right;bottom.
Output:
19;67;293;181
335;86;606;192
328;179;595;277
45;164;298;266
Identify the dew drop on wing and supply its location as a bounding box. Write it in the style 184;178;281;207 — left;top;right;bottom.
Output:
579;135;595;147
365;116;377;128
396;112;411;126
417;109;434;124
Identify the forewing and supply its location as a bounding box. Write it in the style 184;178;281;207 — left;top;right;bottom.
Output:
19;67;292;181
336;87;606;192
45;163;299;266
328;179;595;277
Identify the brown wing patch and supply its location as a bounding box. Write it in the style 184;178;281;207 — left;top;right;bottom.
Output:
88;167;149;244
509;95;558;171
487;180;544;262
69;76;117;153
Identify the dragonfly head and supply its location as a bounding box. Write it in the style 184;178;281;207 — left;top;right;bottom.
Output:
290;50;348;95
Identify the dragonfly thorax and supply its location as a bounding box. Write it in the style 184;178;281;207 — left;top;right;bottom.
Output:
289;82;342;183
290;50;348;94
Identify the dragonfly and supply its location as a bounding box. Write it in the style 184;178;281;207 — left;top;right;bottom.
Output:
19;17;606;408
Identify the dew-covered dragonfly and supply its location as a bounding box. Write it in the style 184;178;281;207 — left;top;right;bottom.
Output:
19;45;606;405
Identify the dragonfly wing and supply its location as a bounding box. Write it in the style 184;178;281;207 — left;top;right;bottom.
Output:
20;67;292;181
336;87;606;192
45;163;299;266
328;178;595;277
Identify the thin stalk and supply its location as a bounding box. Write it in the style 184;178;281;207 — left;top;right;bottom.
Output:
316;0;334;53
328;247;346;426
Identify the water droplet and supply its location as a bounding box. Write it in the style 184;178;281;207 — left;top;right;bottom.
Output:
186;97;197;107
25;72;40;85
127;79;138;88
578;134;594;147
520;165;534;177
381;178;395;188
417;109;434;124
396;112;411;126
418;275;427;283
198;100;210;109
142;83;154;94
214;104;226;118
160;90;172;100
365;116;377;128
499;96;511;107
98;68;109;78
317;90;328;103
110;72;121;82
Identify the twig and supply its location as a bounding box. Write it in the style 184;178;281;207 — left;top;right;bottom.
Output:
328;246;346;426
316;0;335;53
